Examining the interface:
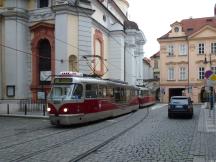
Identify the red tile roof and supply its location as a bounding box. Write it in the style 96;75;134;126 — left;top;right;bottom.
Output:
159;17;216;39
150;51;160;58
143;57;151;65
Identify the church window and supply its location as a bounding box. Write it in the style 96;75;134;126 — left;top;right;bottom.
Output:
38;0;49;8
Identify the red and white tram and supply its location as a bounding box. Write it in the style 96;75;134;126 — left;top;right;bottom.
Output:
138;87;156;108
47;72;140;125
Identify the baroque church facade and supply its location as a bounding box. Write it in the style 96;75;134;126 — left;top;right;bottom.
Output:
0;0;146;100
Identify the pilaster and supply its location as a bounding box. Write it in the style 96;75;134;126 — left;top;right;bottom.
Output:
108;30;125;81
2;9;29;99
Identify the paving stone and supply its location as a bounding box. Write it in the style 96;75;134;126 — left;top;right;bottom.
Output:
0;104;216;162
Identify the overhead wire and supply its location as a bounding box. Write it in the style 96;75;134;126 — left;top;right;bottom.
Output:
1;1;143;79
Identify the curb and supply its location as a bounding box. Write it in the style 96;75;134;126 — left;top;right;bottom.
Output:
0;114;49;119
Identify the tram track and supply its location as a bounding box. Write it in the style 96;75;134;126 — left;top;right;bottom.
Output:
7;109;143;162
68;107;150;162
1;112;135;150
0;126;52;140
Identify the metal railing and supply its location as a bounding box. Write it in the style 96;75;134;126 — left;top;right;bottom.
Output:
0;99;47;116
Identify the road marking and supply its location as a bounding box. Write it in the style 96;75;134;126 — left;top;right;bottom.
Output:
151;104;167;110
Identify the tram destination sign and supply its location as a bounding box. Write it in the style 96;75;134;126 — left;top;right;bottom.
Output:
54;78;73;84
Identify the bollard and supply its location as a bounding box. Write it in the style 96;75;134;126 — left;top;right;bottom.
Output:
43;104;45;116
24;104;27;115
7;104;9;114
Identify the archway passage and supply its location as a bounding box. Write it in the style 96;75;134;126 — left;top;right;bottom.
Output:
169;88;185;101
155;88;160;101
200;87;208;102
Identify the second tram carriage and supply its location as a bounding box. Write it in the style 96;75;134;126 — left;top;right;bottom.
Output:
138;87;156;108
47;72;155;125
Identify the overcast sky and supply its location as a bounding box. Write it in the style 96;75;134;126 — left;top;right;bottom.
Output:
128;0;216;58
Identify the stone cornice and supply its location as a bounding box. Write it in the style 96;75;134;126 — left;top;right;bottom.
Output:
166;61;188;65
158;36;187;42
196;59;216;64
109;30;126;36
92;19;110;35
176;61;188;64
160;82;204;87
29;8;54;22
125;43;136;48
52;4;94;16
1;9;28;21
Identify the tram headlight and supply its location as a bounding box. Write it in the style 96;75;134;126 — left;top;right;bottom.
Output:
47;107;51;112
63;108;68;113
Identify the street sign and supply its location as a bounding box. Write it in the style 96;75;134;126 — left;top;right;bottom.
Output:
205;70;216;86
205;70;213;79
210;74;216;81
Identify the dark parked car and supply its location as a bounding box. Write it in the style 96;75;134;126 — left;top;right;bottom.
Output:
168;96;193;118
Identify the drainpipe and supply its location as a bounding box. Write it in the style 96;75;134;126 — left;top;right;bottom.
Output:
187;37;190;95
0;18;2;99
124;42;126;82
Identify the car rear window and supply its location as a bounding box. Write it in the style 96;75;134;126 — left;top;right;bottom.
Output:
170;98;188;105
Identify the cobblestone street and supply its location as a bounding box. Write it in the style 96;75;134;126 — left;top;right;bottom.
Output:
0;104;215;162
81;104;199;162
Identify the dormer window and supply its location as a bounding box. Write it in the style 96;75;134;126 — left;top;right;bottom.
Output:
169;21;186;38
38;0;49;8
174;27;179;32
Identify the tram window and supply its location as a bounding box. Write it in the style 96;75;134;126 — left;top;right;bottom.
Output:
86;84;98;98
72;84;83;99
144;90;149;96
113;87;126;102
114;87;120;101
120;88;126;102
126;89;131;102
136;90;139;96
50;87;62;97
140;90;148;96
98;85;106;98
131;90;135;96
49;86;71;99
139;90;142;96
106;86;114;97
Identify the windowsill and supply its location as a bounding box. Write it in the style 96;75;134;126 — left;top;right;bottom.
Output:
167;55;175;57
178;79;187;81
167;79;176;81
178;54;187;56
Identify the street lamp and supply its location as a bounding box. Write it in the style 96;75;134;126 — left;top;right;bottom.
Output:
204;53;212;65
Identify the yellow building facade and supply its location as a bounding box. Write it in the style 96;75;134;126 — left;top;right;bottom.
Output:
158;17;216;103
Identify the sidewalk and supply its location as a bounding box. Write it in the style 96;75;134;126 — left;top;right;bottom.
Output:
0;111;49;119
193;103;216;162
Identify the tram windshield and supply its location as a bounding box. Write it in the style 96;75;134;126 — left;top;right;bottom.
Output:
48;84;83;100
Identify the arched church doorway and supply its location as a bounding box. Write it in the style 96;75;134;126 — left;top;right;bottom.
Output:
38;39;51;85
